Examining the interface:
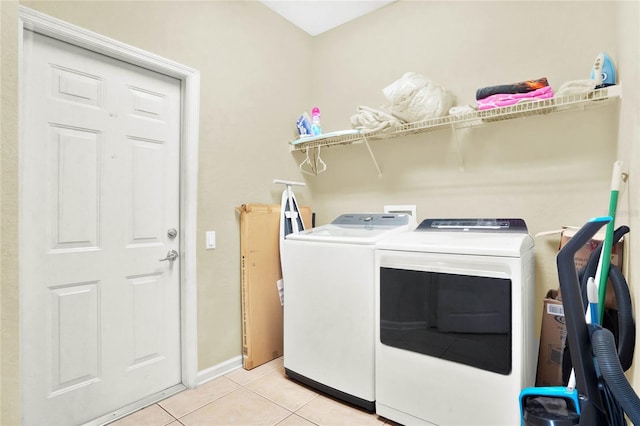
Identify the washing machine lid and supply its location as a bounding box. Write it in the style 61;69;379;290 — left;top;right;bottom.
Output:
285;213;410;245
377;218;533;257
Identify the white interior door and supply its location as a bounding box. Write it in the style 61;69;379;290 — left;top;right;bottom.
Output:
20;29;182;425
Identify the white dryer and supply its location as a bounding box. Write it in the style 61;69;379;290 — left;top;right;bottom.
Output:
282;213;411;412
375;218;536;426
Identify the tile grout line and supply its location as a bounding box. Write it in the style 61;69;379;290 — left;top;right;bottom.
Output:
169;381;245;423
238;380;297;425
156;403;180;425
128;357;386;426
236;368;324;426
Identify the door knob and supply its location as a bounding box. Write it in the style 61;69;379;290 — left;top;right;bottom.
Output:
159;250;179;262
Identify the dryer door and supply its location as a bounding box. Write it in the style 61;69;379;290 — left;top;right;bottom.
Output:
379;266;512;374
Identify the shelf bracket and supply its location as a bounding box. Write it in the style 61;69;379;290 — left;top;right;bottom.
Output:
451;125;466;172
362;135;383;177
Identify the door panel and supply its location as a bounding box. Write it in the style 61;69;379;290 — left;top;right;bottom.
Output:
50;125;101;250
21;30;182;425
129;273;164;367
130;138;165;243
51;64;104;107
50;281;101;395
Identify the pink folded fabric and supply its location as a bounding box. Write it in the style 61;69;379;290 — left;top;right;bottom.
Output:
476;85;554;111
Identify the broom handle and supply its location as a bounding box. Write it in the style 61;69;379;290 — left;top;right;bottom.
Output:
597;161;623;322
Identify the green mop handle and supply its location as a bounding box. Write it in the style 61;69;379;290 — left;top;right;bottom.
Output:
597;161;624;322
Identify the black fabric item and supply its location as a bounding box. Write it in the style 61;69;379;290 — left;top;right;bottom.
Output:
475;77;549;100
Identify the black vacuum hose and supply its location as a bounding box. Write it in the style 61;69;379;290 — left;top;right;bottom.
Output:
578;264;636;372
576;226;634;370
565;265;635;383
592;328;640;425
607;264;635;371
578;226;629;302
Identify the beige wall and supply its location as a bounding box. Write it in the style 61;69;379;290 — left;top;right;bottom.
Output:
2;1;312;422
306;0;638;366
17;0;314;368
615;0;640;386
307;0;640;389
1;1;638;423
1;1;20;424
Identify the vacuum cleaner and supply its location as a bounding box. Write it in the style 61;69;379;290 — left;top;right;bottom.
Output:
520;216;639;425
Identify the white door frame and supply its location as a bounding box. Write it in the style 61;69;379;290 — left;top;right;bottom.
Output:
18;5;200;395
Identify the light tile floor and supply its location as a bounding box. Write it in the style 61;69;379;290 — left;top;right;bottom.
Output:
111;357;399;426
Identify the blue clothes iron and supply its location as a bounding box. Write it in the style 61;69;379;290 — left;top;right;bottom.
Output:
590;52;616;88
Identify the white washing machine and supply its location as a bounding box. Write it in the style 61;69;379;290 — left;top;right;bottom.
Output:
374;219;536;426
282;213;411;412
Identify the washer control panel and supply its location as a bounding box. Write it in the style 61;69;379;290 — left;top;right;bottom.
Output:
331;213;409;227
417;218;528;233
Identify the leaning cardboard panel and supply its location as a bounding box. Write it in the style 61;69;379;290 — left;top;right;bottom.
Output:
238;203;313;370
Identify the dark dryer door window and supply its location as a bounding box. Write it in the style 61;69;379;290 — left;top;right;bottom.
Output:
380;267;512;375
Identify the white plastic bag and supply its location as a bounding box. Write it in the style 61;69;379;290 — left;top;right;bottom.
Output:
383;72;453;122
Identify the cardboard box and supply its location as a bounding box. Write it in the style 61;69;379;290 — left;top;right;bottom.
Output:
535;289;567;387
238;203;313;370
560;227;624;310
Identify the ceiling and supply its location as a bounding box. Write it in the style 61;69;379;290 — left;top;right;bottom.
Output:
260;1;396;36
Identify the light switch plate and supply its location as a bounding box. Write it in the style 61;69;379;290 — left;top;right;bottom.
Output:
206;231;216;249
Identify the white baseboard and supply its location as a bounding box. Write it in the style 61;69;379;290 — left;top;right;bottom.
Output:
196;355;243;386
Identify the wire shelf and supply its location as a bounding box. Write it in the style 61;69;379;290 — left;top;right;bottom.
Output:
289;85;621;152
